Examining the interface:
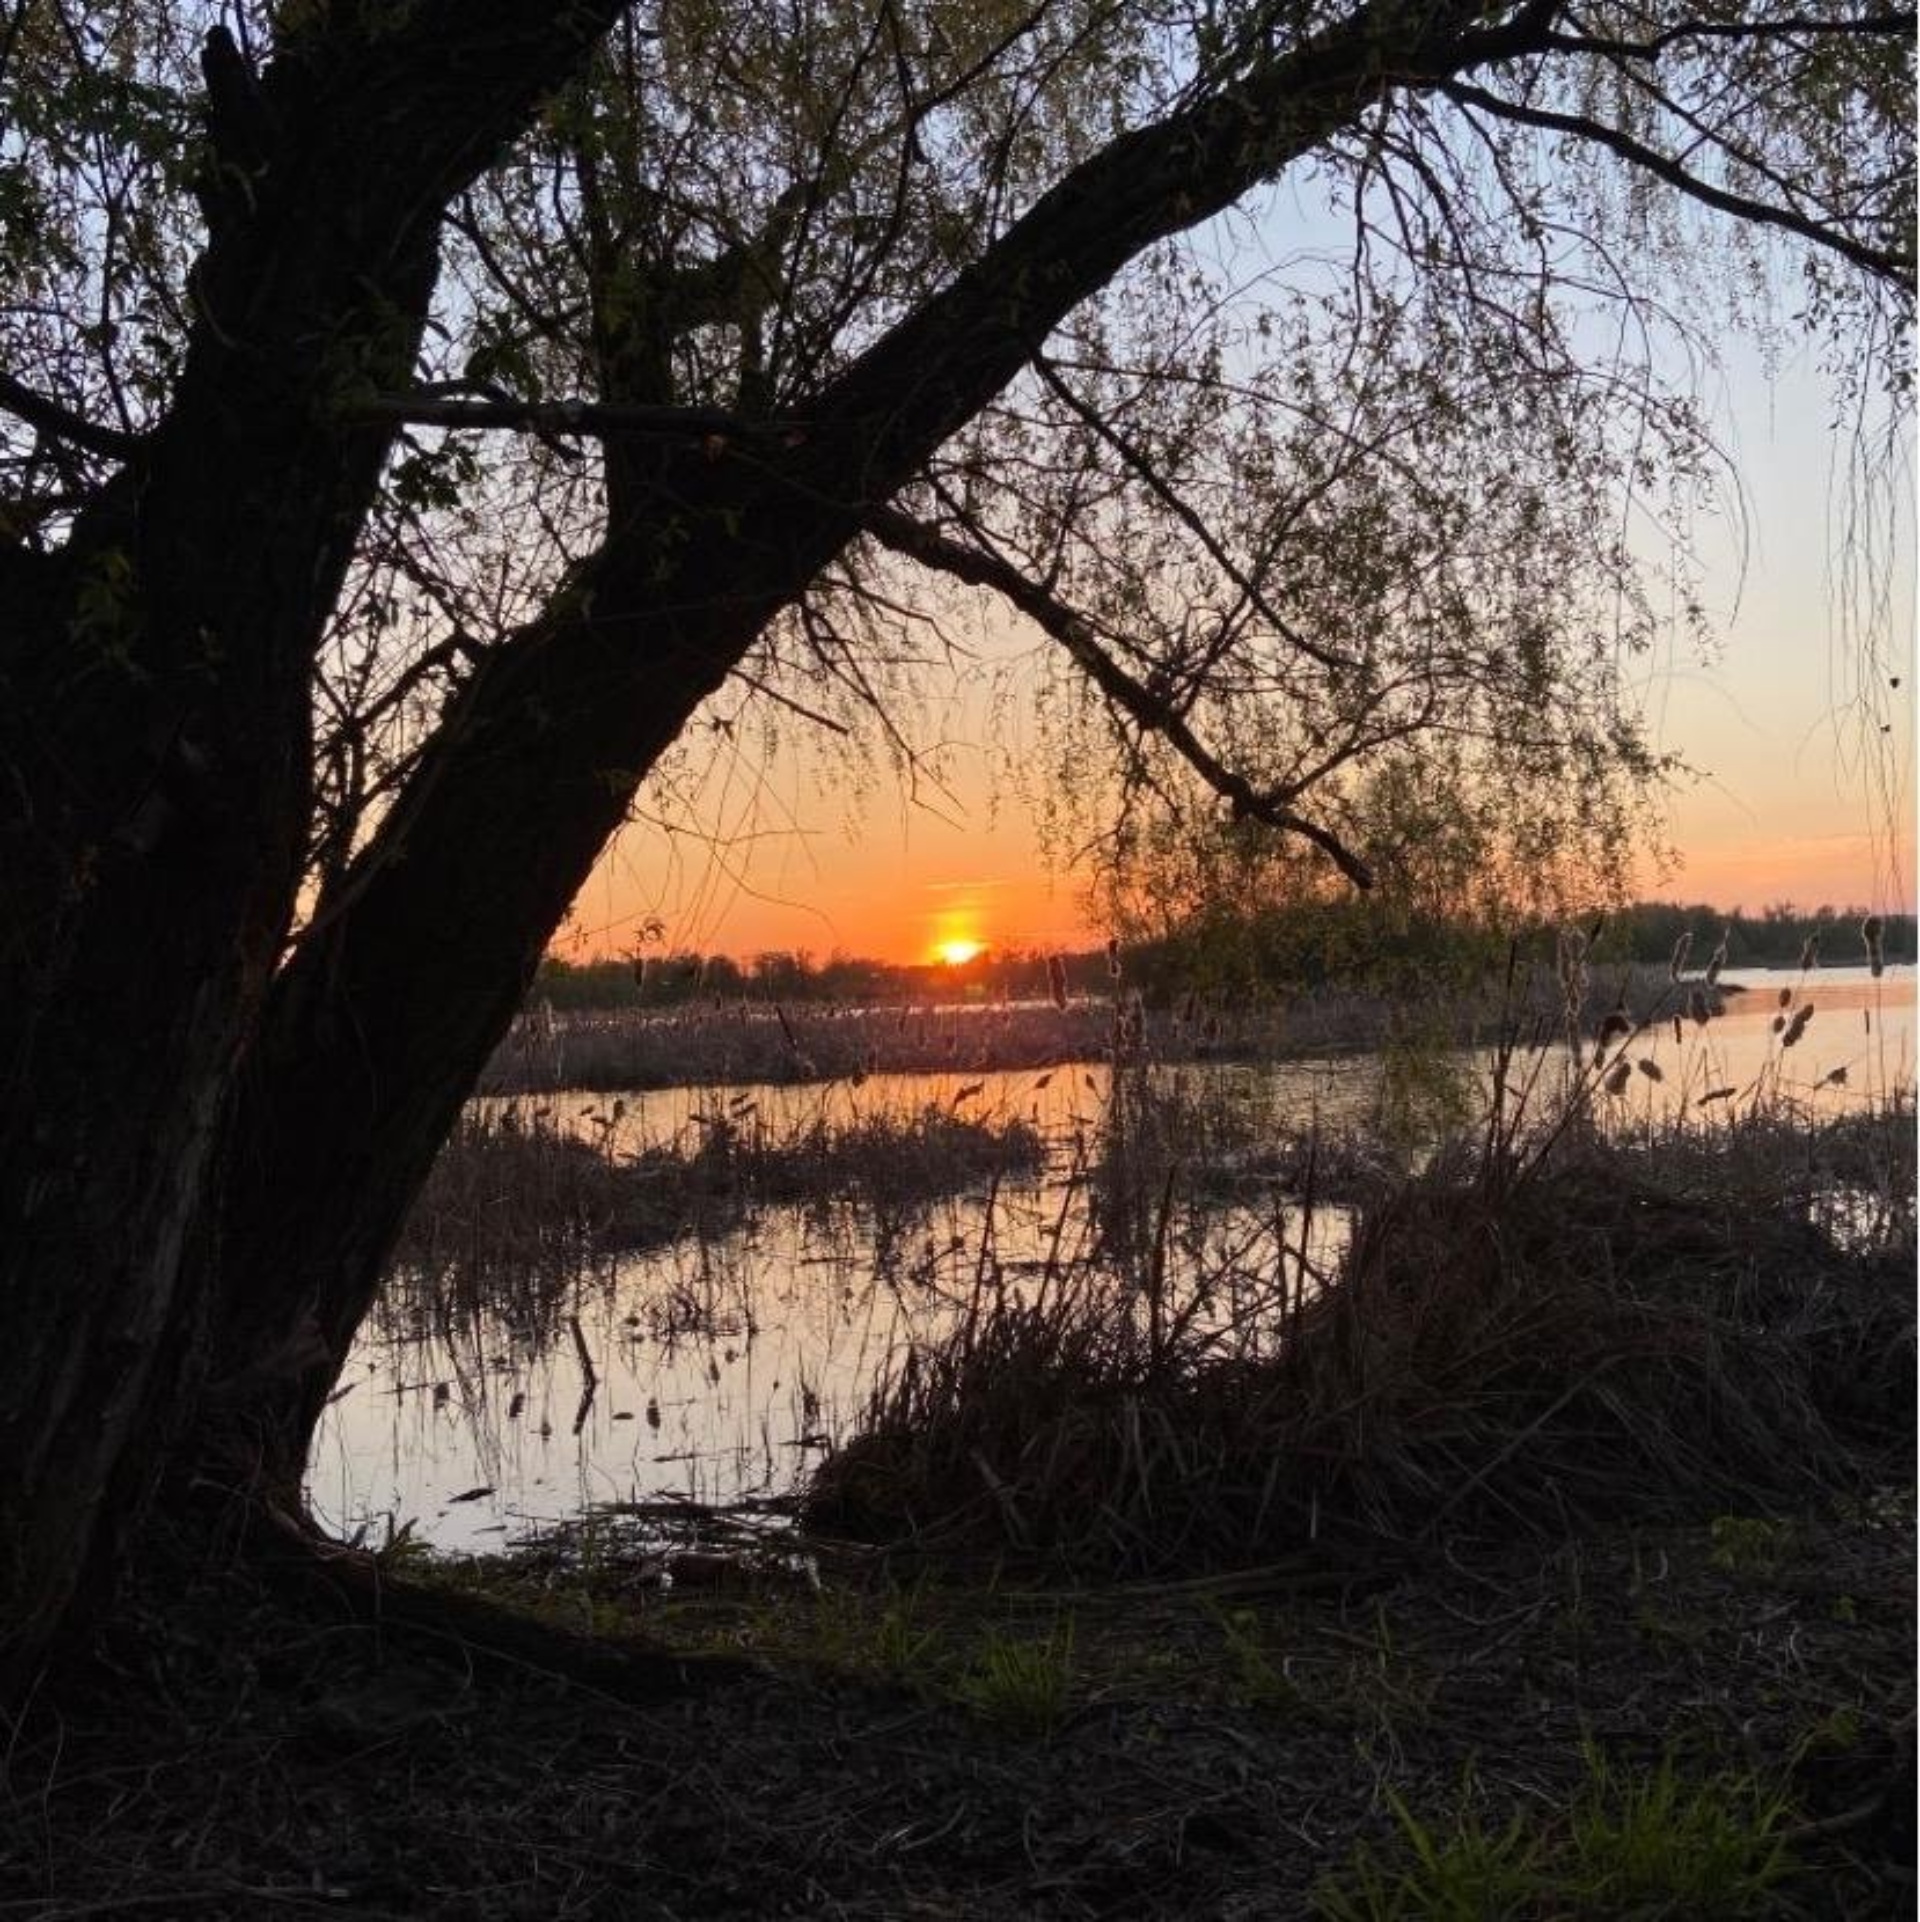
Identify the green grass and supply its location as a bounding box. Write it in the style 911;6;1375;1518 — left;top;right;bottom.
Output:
1212;1603;1310;1712
1315;1747;1796;1921
950;1620;1076;1736
1709;1514;1800;1579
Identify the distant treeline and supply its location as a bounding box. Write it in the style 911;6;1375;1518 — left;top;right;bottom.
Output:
531;945;1112;1012
1592;901;1910;971
534;901;1911;1014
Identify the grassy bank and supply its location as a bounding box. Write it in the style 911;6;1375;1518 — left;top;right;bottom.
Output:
11;1489;1909;1917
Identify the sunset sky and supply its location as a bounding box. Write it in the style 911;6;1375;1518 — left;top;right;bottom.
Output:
560;348;1914;969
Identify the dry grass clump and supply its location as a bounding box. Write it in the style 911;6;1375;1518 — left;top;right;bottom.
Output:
806;1127;1911;1573
708;1104;1046;1205
388;1100;1044;1328
1606;1092;1915;1257
392;1107;699;1279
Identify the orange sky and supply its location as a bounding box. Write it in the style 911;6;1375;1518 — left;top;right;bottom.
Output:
557;355;1914;967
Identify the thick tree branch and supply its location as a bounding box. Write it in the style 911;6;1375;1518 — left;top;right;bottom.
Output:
1437;78;1915;289
789;0;1534;500
867;503;1373;888
0;369;140;461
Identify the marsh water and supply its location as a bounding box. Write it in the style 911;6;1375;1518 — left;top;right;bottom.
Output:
309;967;1913;1551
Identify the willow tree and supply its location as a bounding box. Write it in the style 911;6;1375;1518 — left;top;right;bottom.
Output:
0;0;1908;1690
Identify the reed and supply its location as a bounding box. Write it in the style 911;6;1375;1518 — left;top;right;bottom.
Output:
384;1098;1046;1352
806;1100;1912;1573
477;965;1707;1096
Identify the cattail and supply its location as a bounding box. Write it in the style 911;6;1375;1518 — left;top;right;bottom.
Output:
1782;1004;1814;1048
1777;986;1792;1009
1604;1058;1633;1096
1637;1057;1664;1082
1697;1086;1736;1105
1823;1064;1848;1087
1599;1009;1632;1043
1047;954;1069;1010
1771;1013;1786;1034
1863;914;1885;979
1668;932;1693;981
1688;988;1710;1027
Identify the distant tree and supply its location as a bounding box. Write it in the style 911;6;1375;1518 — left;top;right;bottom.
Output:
1;0;1909;1690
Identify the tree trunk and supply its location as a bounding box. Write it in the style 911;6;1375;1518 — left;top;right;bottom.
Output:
192;507;799;1499
0;3;622;1696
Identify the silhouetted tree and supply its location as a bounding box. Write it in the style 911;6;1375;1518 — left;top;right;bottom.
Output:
1;0;1909;1691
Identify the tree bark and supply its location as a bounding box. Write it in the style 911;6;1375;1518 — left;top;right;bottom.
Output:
0;3;621;1697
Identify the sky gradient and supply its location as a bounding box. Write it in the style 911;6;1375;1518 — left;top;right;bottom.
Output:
560;351;1914;967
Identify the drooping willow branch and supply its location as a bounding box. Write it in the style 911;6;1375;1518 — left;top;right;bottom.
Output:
1436;77;1915;292
865;500;1374;888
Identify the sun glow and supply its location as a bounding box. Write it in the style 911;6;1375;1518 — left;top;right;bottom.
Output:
934;938;986;967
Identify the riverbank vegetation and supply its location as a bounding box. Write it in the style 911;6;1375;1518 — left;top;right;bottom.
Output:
485;958;1747;1095
806;1098;1913;1571
11;1073;1910;1916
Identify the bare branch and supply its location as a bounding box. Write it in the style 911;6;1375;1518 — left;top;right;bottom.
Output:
1029;354;1360;678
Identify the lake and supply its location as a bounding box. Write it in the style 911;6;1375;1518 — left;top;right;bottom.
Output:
309;965;1913;1551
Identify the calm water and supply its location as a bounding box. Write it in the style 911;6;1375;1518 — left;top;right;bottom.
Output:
309;965;1912;1550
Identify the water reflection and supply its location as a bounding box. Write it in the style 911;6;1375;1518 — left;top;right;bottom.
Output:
310;965;1912;1549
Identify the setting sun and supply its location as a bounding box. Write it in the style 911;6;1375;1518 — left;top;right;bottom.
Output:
934;938;986;967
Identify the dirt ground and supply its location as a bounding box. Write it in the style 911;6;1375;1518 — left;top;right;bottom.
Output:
2;1494;1910;1920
